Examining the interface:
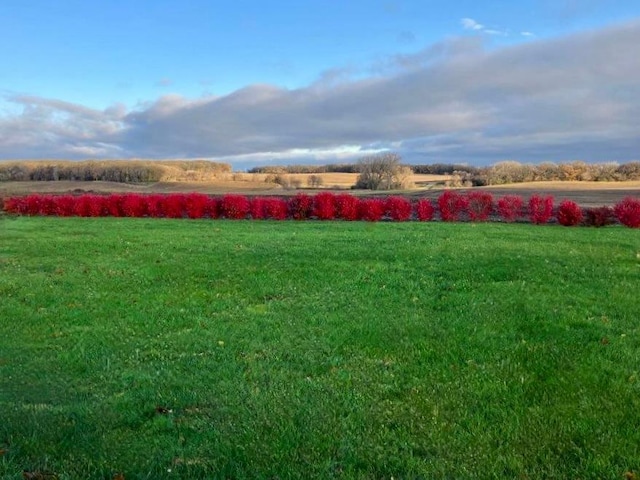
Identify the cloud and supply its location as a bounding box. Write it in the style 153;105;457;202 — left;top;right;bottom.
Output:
155;78;173;87
1;19;639;166
521;31;536;37
461;18;507;36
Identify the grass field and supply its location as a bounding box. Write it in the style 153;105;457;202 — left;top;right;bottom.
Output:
1;218;639;479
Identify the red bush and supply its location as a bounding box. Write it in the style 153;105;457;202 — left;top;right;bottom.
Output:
385;196;412;221
497;195;523;222
584;206;614;227
614;197;640;228
358;198;385;221
121;194;147;217
184;193;210;219
105;194;125;217
4;197;26;214
288;193;313;220
161;194;187;218
53;195;76;216
415;199;435;221
466;192;493;222
220;194;250;219
205;197;220;219
335;194;360;221
528;195;554;224
264;197;288;220
438;190;468;222
250;197;267;219
313;192;337;220
556;200;583;226
146;194;165;218
74;195;107;217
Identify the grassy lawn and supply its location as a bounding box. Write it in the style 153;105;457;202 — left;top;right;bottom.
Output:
1;217;639;479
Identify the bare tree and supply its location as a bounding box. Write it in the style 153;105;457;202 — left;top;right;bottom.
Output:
355;153;408;190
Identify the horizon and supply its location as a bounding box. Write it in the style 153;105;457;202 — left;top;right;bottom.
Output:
1;1;639;168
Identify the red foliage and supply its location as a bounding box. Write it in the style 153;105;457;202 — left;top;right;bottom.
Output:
74;195;107;217
146;195;165;218
3;197;26;214
105;194;125;217
313;192;337;220
497;195;523;222
584;206;614;227
121;194;148;217
250;197;267;219
288;193;314;220
220;194;250;219
466;191;493;222
358;198;385;221
161;194;186;218
437;190;468;222
385;196;412;221
614;197;640;228
415;198;435;221
556;200;583;226
335;194;360;221
184;193;210;219
528;195;554;224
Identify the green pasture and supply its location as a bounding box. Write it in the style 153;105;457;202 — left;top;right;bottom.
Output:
0;217;639;479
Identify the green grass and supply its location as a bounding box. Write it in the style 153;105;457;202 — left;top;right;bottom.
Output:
1;217;639;479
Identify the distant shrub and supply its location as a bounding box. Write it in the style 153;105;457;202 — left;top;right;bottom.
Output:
528;195;554;224
184;193;210;219
614;197;640;228
121;194;147;217
466;191;493;221
250;197;267;220
415;199;435;221
335;194;360;221
105;194;125;217
220;194;250;219
161;194;187;218
288;193;313;220
358;198;385;221
583;206;614;227
385;196;412;221
146;194;165;218
313;192;337;220
556;200;583;226
53;195;76;217
497;195;524;222
438;191;468;222
75;195;106;217
263;197;288;220
307;175;324;188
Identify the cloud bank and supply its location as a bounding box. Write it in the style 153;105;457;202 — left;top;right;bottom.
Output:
1;19;639;167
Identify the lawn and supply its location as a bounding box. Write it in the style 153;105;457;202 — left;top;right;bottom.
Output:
0;217;639;479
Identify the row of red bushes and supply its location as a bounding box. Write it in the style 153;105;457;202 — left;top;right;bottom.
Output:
2;192;640;227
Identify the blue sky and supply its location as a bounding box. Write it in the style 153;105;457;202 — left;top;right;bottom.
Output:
1;0;639;167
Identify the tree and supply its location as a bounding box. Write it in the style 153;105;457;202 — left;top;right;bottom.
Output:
354;153;410;190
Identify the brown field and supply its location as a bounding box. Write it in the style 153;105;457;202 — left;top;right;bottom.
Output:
1;177;638;207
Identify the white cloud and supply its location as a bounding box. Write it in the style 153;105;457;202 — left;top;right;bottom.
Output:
461;18;484;31
1;19;639;166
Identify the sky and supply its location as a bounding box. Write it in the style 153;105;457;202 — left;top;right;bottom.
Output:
1;0;639;168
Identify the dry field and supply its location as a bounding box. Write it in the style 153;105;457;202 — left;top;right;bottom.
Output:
1;176;638;207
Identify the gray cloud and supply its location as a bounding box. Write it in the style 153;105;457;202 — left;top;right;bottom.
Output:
1;19;639;166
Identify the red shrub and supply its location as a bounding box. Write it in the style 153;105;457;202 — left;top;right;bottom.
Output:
161;194;187;218
584;206;614;227
614;197;640;228
263;197;288;220
250;197;267;219
105;194;125;217
556;200;583;226
288;193;313;220
205;197;220;219
466;191;493;222
528;195;554;224
74;195;107;217
335;194;360;221
220;194;250;219
313;192;337;220
385;196;412;221
358;198;385;222
4;197;27;214
438;190;468;222
24;195;43;215
184;193;210;219
146;195;165;218
497;195;523;222
121;194;147;217
52;195;76;216
415;199;435;221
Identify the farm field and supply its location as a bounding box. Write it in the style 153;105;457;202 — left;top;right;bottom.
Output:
1;177;639;208
1;218;639;479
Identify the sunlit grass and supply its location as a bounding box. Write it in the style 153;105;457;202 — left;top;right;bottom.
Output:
1;217;639;479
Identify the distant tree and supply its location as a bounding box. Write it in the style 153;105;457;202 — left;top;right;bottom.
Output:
354;153;410;190
307;175;324;188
